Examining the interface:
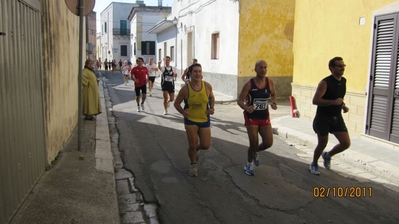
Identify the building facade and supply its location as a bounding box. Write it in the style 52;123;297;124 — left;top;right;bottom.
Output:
100;2;135;63
149;0;294;99
86;11;97;60
149;0;240;96
238;0;295;100
128;2;171;64
292;0;399;144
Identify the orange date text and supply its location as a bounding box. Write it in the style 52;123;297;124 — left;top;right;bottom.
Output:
313;186;372;198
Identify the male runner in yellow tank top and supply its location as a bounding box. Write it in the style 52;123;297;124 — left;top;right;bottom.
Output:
174;63;215;177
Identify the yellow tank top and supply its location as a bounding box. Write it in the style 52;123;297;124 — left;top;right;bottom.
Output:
186;81;209;122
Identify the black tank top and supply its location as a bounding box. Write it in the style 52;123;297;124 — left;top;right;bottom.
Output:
316;75;346;116
162;66;174;84
245;78;271;119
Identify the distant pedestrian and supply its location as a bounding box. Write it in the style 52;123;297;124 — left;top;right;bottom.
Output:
181;58;198;82
104;59;108;71
112;60;116;72
174;63;215;177
118;59;123;70
82;59;101;120
96;59;100;70
130;57;148;112
309;56;350;175
158;56;177;115
237;60;277;176
146;58;158;96
121;60;131;86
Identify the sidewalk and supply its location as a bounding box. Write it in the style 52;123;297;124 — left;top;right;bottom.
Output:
271;104;399;186
9;80;120;224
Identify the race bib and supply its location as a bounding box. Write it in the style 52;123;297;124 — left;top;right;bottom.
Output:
253;98;268;110
165;76;174;82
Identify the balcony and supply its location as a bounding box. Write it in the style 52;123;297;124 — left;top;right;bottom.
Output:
113;28;130;36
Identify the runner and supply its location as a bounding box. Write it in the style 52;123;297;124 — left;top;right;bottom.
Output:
130;57;149;112
158;56;177;115
174;63;215;177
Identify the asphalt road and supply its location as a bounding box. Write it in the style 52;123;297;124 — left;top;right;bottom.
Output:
103;72;399;224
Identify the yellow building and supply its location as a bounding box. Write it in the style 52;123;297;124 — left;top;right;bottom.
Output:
238;0;296;99
292;0;399;144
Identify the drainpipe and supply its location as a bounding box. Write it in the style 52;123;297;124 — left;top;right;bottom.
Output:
180;25;183;76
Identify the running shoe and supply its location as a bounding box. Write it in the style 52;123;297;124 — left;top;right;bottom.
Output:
254;152;260;166
149;91;152;97
244;163;255;176
309;162;320;175
141;103;145;111
137;105;141;112
189;164;198;177
322;152;331;170
164;110;168;115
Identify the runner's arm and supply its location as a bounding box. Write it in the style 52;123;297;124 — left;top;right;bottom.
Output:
237;81;253;113
174;87;189;117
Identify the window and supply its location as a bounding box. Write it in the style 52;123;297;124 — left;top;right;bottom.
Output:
170;46;174;61
121;45;127;56
211;33;219;59
141;41;155;55
104;22;107;33
158;49;162;61
120;20;127;35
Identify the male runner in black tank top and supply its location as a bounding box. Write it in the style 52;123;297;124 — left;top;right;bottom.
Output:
237;60;277;176
309;57;350;175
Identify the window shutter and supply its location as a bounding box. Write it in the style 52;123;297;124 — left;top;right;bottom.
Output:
390;24;399;143
367;14;399;143
150;41;155;55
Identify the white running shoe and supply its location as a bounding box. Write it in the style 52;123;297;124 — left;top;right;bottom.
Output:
141;103;145;111
309;162;320;175
189;164;198;177
164;110;168;115
244;163;255;176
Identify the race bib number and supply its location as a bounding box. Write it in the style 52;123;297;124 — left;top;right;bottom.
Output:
253;98;268;110
165;76;174;82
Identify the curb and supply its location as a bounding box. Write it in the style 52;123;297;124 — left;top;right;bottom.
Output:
100;74;160;224
96;79;121;223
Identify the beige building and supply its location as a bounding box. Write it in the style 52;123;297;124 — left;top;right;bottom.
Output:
1;0;86;222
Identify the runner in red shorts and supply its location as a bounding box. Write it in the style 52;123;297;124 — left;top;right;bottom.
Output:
237;60;277;176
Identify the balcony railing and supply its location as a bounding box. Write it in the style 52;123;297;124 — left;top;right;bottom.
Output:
113;28;130;36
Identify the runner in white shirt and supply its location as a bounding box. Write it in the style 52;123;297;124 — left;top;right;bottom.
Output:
121;60;131;86
146;58;158;96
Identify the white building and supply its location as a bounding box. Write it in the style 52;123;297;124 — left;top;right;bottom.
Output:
127;2;171;64
148;0;239;97
100;2;136;63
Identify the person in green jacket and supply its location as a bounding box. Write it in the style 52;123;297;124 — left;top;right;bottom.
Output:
82;59;102;120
